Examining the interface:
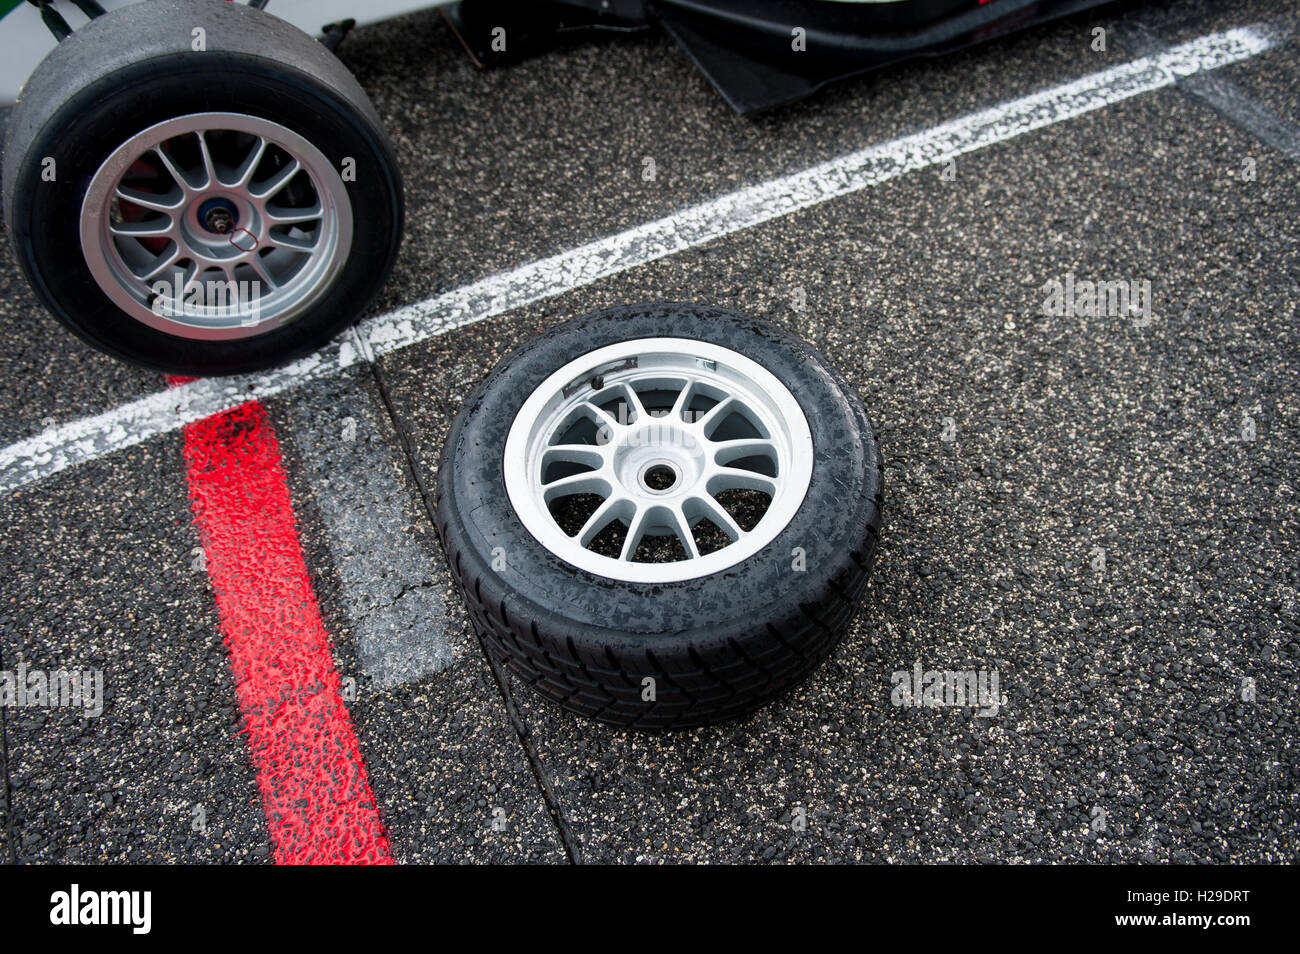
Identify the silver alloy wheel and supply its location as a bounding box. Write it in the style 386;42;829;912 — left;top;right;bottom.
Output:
504;338;814;583
79;112;353;340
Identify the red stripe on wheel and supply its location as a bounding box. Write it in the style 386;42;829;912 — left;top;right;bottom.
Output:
179;397;392;864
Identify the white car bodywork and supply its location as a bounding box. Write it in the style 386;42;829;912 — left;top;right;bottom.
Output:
0;0;454;104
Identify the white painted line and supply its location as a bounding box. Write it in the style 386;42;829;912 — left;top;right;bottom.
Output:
284;374;461;687
0;339;361;494
0;23;1279;494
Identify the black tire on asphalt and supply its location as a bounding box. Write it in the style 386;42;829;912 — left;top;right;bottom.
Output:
436;303;884;729
2;0;403;376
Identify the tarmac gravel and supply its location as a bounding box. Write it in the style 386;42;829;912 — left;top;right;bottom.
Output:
0;440;269;862
0;0;1296;863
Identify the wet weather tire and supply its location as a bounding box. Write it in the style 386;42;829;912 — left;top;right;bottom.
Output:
436;304;884;729
2;0;403;375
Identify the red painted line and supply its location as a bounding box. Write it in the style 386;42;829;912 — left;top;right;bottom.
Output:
177;392;392;864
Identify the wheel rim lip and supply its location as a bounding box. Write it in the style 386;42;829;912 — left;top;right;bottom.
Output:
504;337;814;584
79;112;354;341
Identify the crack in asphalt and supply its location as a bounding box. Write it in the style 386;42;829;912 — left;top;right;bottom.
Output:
361;357;586;864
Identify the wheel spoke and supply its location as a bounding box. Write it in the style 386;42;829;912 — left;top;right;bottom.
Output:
692;494;744;541
579;401;621;435
575;495;624;547
110;218;174;239
670;378;697;422
233;136;269;189
696;395;737;436
195;130;218;189
116;185;184;213
612;382;648;423
619;507;648;561
266;230;318;252
152;145;195;194
138;247;182;283
180;265;204;301
709;466;778;495
542;444;608;470
712;438;778;468
664;504;701;559
541;471;611;502
265;202;323;225
247;256;280;291
251;158;301;201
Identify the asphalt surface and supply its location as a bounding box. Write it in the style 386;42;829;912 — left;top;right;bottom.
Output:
0;0;1297;863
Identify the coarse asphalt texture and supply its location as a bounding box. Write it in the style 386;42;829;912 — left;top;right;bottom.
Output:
0;0;1296;863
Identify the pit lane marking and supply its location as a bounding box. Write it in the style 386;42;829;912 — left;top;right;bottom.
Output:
180;399;392;864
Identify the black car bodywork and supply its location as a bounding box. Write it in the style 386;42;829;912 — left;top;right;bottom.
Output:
448;0;1121;113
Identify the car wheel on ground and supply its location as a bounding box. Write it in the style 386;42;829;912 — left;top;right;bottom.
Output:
436;303;884;729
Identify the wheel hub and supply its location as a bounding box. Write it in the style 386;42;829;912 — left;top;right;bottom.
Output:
639;463;680;494
198;197;237;234
615;418;706;510
183;194;258;261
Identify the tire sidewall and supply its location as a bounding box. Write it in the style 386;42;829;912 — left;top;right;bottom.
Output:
9;57;401;374
441;303;882;653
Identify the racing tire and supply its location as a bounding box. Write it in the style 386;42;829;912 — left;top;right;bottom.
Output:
2;0;403;376
436;303;884;729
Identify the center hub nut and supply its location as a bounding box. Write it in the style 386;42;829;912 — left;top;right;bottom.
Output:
205;207;233;233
